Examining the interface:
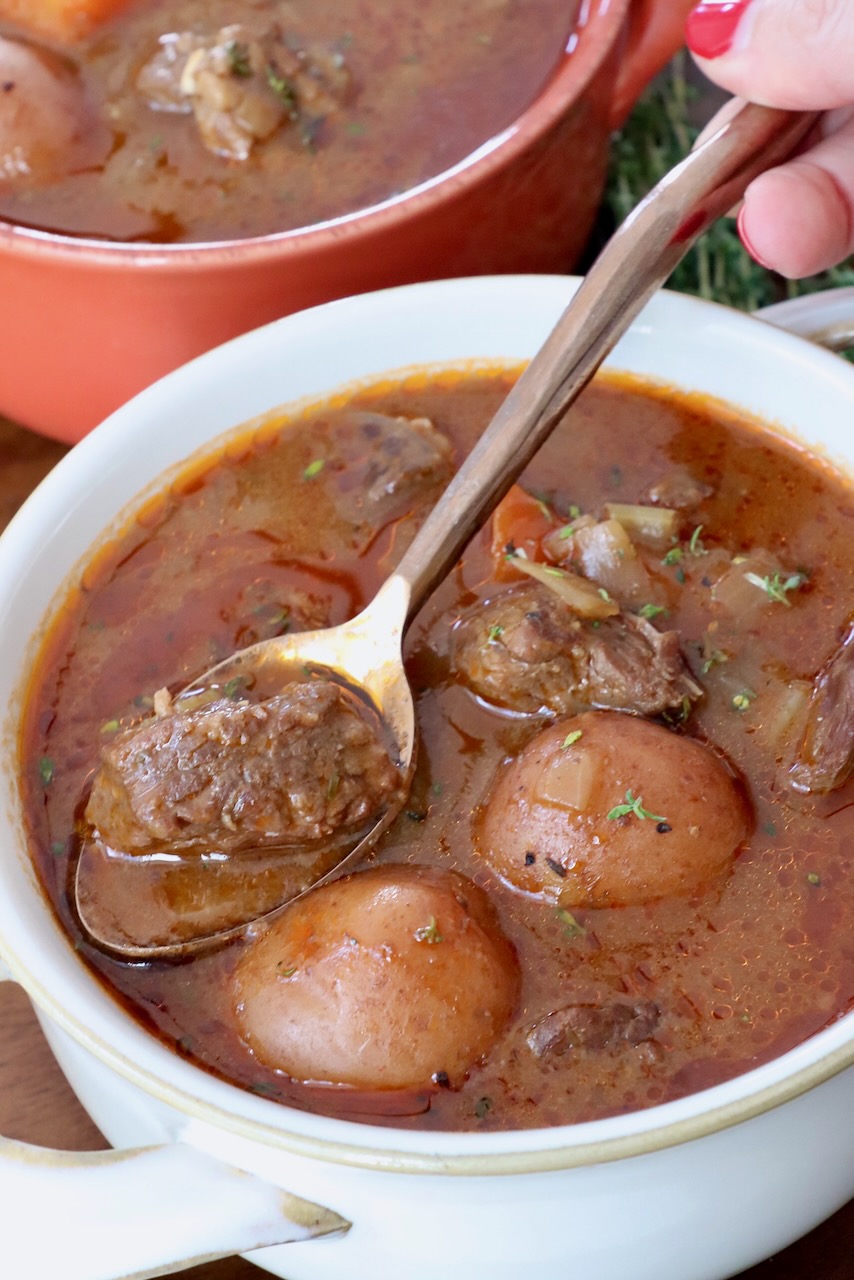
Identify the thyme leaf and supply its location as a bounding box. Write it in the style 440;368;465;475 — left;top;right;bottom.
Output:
744;570;806;606
414;916;443;944
606;789;666;823
226;40;252;78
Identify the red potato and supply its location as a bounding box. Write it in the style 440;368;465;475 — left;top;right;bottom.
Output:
477;711;750;907
0;0;132;43
233;865;519;1090
0;36;106;183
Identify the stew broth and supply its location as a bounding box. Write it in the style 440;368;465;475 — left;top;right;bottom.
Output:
20;367;854;1131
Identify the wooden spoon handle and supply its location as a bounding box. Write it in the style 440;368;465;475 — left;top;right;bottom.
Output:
393;101;816;626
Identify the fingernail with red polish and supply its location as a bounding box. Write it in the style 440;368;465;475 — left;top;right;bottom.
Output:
737;205;771;269
685;0;754;60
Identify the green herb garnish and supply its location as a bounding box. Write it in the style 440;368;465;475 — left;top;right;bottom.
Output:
732;689;756;712
485;624;504;645
561;730;583;748
226;40;253;78
688;525;706;556
743;570;806;606
639;602;667;619
557;907;585;938
39;757;55;786
414;916;443;944
607;789;666;823
302;457;325;480
702;650;728;674
266;64;299;116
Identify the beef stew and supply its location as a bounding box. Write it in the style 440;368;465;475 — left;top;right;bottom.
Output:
19;365;854;1131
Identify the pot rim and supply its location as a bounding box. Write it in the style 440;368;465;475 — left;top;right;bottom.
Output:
0;0;628;266
2;276;854;1177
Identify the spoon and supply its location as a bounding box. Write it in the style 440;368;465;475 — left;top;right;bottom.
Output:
76;100;815;960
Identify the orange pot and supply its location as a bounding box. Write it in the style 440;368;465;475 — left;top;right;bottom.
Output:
0;0;696;442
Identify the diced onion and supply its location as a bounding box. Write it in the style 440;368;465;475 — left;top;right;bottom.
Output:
571;520;652;608
764;680;812;752
507;554;618;619
604;502;678;547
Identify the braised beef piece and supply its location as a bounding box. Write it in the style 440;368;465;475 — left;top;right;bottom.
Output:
644;468;713;510
789;623;854;794
325;411;454;538
86;681;401;855
527;1000;661;1058
136;24;352;162
450;582;700;717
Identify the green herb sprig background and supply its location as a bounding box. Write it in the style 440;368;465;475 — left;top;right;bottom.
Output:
605;54;854;315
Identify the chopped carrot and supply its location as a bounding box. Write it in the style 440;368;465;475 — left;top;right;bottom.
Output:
0;0;134;43
490;484;556;581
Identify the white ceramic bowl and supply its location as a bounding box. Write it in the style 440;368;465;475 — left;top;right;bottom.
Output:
1;277;853;1280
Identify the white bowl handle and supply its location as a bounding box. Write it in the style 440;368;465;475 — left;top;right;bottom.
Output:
0;964;349;1280
754;286;854;351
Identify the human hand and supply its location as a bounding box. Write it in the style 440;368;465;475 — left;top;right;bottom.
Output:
686;0;854;278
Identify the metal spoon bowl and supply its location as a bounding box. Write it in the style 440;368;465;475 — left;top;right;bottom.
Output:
75;101;815;960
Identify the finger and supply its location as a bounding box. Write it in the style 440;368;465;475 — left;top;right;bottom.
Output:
737;114;854;276
686;0;854;111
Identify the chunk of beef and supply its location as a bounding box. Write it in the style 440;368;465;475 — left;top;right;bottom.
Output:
789;623;854;794
135;31;204;114
136;24;352;161
644;468;713;510
527;1000;660;1058
86;680;401;855
324;411;454;541
450;582;700;717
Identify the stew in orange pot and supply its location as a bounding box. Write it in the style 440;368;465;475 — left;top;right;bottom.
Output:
0;0;578;242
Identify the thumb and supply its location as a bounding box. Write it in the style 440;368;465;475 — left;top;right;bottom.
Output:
686;0;854;111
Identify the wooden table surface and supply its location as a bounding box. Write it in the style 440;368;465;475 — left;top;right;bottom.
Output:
1;420;851;1279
